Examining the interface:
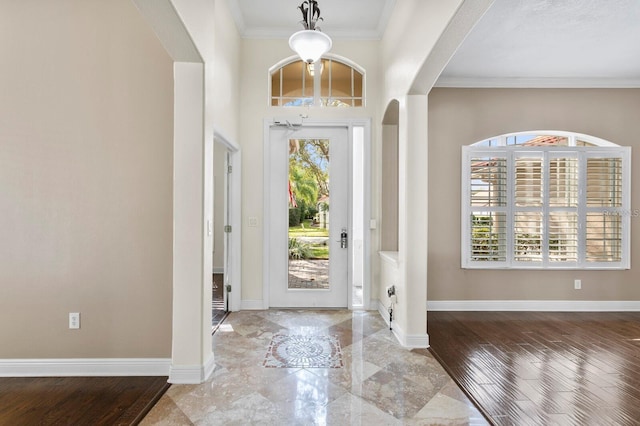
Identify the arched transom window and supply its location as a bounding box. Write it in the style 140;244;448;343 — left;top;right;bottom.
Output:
270;56;364;107
462;131;631;270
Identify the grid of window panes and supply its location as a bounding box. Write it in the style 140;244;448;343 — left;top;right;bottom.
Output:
270;60;313;107
271;58;364;107
462;133;630;269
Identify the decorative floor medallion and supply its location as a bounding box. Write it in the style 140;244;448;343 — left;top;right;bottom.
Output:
263;334;343;368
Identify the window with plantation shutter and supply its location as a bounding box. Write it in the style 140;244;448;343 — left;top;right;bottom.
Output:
462;132;630;269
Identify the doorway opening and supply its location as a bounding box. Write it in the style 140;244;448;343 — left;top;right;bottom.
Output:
265;120;370;309
212;141;229;331
212;130;242;332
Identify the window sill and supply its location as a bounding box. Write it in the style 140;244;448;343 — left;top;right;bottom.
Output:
379;251;399;268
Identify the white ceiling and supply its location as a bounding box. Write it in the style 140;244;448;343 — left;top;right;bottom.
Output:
228;0;640;87
438;0;640;87
227;0;395;39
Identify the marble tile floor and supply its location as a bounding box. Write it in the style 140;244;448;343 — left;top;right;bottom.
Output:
141;310;488;425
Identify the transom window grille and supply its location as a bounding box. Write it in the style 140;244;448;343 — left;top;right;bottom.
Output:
270;57;364;107
462;132;630;269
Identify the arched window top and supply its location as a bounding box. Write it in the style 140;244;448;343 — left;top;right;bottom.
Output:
470;131;620;148
270;54;365;108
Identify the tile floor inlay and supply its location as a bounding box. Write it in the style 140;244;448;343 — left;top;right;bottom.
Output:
263;334;343;368
141;310;489;424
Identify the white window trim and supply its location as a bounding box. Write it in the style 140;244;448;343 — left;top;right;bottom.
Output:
461;132;631;270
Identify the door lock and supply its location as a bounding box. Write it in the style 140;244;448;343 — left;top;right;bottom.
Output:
340;228;348;249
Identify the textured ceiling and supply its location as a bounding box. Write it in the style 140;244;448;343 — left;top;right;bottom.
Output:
228;0;640;87
437;0;640;87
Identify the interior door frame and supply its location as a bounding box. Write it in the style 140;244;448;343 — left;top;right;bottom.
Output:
214;129;242;312
262;118;372;310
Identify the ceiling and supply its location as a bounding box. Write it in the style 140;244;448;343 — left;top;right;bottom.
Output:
228;0;640;87
227;0;395;39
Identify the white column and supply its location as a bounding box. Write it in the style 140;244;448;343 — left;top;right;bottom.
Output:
396;94;429;347
170;62;214;383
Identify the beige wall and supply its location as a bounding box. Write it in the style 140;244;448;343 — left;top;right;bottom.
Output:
428;88;640;301
212;0;240;273
380;124;399;251
0;0;174;358
213;0;241;140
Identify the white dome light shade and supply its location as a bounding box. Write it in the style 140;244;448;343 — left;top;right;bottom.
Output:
289;30;332;64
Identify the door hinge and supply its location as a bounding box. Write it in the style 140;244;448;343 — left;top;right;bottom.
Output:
225;284;232;292
227;165;232;174
224;225;232;233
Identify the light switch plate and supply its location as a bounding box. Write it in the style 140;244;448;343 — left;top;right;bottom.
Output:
69;312;80;329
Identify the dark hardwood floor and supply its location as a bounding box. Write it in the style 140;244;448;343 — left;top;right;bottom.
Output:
212;273;228;331
0;376;169;425
428;311;640;425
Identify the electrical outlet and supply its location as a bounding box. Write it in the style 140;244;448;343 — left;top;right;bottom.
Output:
574;279;582;290
69;312;80;329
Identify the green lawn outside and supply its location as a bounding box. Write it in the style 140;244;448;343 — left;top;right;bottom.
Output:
310;246;329;259
288;219;329;238
289;219;329;260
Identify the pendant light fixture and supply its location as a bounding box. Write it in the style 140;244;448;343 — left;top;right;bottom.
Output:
289;0;332;64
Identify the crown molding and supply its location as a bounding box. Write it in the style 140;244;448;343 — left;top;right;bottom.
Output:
435;77;640;88
240;28;383;40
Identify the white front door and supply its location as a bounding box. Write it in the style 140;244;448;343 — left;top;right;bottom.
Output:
267;126;350;308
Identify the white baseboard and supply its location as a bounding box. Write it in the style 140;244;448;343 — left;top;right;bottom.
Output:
212;267;224;274
427;300;640;312
404;333;430;348
0;358;171;377
241;299;265;310
169;353;216;384
376;300;429;349
203;353;215;382
377;299;391;327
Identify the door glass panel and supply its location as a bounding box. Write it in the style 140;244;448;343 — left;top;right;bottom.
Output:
288;139;331;290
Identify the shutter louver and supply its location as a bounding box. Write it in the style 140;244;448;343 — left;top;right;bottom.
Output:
586;157;624;264
470;213;506;261
468;155;507;263
587;158;622;207
549;212;578;262
514;212;542;262
470;157;507;206
515;157;543;206
586;213;622;262
549;157;578;207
